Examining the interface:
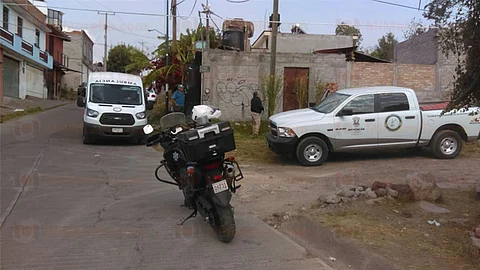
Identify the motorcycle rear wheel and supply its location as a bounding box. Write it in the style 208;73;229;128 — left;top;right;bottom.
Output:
212;205;236;243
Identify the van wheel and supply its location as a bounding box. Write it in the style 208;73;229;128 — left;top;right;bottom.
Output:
137;136;148;145
296;137;329;166
430;130;463;159
82;125;95;145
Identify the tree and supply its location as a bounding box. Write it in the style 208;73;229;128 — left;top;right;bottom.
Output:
424;0;480;110
106;44;149;75
370;32;398;61
403;17;427;40
335;22;362;47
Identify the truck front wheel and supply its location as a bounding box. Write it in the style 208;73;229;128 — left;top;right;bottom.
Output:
430;130;463;159
296;137;329;166
82;125;95;145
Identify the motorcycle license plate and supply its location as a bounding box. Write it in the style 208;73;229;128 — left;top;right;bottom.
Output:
212;180;228;194
112;128;123;133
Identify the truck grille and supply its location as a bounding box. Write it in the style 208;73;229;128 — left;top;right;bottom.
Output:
99;113;135;125
270;121;278;136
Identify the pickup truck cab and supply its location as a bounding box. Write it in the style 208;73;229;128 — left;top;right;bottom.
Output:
266;86;480;166
77;72;153;144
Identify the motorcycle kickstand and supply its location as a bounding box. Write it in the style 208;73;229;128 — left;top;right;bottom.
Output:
177;210;197;226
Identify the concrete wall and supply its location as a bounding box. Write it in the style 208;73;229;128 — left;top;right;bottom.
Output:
62;32;93;90
203;50;451;121
3;3;47;51
395;29;438;65
202;50;347;121
252;33;354;53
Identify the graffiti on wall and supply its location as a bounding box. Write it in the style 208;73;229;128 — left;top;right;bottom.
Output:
203;76;259;111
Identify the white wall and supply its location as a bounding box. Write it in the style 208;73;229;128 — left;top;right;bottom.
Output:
3;4;47;51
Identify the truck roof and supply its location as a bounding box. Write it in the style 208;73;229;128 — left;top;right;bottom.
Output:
337;86;415;96
88;72;142;85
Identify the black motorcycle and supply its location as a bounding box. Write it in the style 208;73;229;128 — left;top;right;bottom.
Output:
143;110;243;243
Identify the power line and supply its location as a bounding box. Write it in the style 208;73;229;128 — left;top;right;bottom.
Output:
108;25;159;39
179;0;198;20
371;0;426;11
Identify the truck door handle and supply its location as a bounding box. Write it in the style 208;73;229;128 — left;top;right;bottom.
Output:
405;116;416;119
365;119;375;122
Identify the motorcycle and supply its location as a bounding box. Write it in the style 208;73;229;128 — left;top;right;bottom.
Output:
143;105;243;243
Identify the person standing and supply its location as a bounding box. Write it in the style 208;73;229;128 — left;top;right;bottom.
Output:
172;84;185;112
250;92;264;135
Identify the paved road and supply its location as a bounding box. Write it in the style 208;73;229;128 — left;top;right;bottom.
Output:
0;104;330;269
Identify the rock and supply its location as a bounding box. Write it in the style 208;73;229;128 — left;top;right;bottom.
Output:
390;184;415;202
356;186;365;192
375;188;387;197
418;201;451;214
387;188;399;198
366;189;377;199
475;227;480;239
338;186;356;197
372;181;388;191
343;185;357;191
323;195;341;204
406;172;442;202
365;199;375;205
373;198;385;204
472;237;480;249
344;190;355;197
476;183;480;200
366;187;372;193
341;197;352;203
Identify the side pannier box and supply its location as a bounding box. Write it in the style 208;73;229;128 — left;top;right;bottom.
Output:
177;121;236;162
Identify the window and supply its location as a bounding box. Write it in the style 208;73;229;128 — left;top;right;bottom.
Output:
342;94;375;115
314;93;350;113
3;7;9;30
17;17;23;37
35;29;40;47
378;93;410;112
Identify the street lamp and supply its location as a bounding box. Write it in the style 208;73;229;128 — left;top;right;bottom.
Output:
148;29;167;39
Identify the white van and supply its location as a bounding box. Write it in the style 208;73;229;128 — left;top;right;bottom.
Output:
77;72;153;144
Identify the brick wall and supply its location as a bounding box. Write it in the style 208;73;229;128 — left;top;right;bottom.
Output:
351;63;393;87
397;64;436;91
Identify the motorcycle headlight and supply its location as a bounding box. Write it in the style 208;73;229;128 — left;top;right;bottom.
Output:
278;127;296;138
87;108;99;118
136;112;146;119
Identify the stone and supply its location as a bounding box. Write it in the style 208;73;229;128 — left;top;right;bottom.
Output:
366;189;377;199
343;185;357;191
366;187;373;193
418;201;451;214
373;198;385;204
323;195;341;204
390;184;415;202
372;181;388;191
344;190;355;198
475;227;480;239
341;197;352;203
356;186;365;192
375;188;387;197
406;172;442;202
476;183;480;200
387;188;399;198
365;199;375;205
472;237;480;249
338;186;356;197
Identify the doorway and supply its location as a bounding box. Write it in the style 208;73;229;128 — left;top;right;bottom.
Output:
283;67;309;111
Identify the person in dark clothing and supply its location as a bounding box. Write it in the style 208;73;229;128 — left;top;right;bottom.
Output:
250;92;264;135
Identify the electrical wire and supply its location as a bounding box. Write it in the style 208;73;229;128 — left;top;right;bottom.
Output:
108;25;159;39
371;0;427;11
209;14;221;31
179;0;198;20
226;0;250;3
174;0;188;7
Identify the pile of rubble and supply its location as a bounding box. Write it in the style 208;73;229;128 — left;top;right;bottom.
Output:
471;226;480;249
320;172;443;205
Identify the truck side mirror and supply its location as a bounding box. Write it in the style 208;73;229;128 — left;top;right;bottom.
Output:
78;87;86;97
337;109;353;117
77;96;85;107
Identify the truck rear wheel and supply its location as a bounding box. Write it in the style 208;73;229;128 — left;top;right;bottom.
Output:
430;130;463;159
296;137;329;166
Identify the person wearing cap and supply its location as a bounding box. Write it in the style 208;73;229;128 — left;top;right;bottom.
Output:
250;91;264;136
172;84;185;112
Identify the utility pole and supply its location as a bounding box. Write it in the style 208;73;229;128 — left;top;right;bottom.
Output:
139;41;146;54
98;11;115;72
165;0;170;115
206;0;210;50
269;0;279;90
172;0;177;45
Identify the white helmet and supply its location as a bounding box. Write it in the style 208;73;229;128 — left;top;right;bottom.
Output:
191;105;222;125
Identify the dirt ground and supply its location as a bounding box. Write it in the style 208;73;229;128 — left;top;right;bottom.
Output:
232;149;480;270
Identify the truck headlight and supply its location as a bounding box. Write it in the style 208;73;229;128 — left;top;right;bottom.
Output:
136;112;146;119
87;108;99;118
278;127;296;138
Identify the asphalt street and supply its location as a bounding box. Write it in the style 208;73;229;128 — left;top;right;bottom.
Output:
0;104;330;270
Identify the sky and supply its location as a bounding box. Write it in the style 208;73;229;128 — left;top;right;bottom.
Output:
40;0;429;62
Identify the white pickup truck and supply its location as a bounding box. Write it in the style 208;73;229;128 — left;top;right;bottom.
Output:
266;86;480;166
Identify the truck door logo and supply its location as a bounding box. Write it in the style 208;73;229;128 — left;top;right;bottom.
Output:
353;117;360;127
385;115;402;131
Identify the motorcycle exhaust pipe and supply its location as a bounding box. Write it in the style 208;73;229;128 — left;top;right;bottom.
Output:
224;164;235;179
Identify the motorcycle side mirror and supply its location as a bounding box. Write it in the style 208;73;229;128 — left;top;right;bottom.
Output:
143;124;154;135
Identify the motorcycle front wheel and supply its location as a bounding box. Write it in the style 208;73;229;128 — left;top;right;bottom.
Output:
212;205;236;243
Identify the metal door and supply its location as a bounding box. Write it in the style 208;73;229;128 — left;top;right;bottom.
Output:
283;67;309;111
3;56;20;98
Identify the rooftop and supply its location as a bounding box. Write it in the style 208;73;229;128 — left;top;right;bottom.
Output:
337;86;415;95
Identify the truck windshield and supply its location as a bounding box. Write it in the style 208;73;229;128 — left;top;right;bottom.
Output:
313;93;350;113
89;84;143;105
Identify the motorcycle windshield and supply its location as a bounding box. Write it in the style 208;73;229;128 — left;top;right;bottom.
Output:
160;113;186;129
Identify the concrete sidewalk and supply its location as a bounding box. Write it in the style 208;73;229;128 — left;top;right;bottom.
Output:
0;96;72;117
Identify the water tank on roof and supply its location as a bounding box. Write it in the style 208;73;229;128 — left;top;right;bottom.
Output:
222;29;245;51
